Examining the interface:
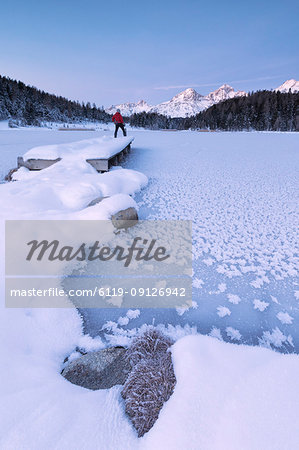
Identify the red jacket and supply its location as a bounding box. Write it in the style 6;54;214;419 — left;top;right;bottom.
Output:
112;112;124;124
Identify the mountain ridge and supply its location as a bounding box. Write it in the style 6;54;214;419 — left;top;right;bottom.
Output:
106;84;247;118
274;79;299;94
106;79;298;118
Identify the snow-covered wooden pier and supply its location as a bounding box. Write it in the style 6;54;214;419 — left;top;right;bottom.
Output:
86;139;132;172
17;136;134;173
17;156;61;170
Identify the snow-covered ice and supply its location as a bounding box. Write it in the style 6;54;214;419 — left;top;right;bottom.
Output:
119;130;299;352
227;293;241;304
75;130;299;350
217;306;231;317
276;311;293;324
226;326;242;341
253;298;269;312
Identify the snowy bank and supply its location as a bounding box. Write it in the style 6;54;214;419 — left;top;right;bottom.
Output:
1;316;299;449
0;120;10;130
0;134;148;448
141;334;299;450
1;136;147;219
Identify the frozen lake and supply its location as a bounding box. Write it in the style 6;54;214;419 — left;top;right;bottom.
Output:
81;130;299;352
1;128;298;352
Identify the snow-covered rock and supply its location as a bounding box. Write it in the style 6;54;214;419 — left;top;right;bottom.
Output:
111;206;138;229
62;347;131;390
121;329;176;437
274;79;299;93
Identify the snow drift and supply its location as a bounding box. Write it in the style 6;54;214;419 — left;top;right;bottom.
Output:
0;136;147;219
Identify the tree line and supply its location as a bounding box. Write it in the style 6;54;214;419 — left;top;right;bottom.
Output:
0;75;111;126
0;75;298;131
130;91;299;132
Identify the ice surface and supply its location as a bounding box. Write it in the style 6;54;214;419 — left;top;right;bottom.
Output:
76;130;299;351
116;130;299;352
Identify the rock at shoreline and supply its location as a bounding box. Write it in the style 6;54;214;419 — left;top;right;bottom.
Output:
121;329;176;437
87;196;108;207
61;330;176;437
5;167;18;182
61;347;131;390
111;207;138;229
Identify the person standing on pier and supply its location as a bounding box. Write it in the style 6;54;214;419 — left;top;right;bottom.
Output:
112;109;127;138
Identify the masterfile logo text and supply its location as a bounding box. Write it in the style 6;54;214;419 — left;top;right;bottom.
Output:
5;220;192;308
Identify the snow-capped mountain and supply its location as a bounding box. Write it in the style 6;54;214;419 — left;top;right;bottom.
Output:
205;84;247;103
150;88;210;117
106;85;247;118
274;79;299;93
154;85;247;117
105;100;152;116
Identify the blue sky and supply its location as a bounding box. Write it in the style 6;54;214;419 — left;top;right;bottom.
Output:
1;0;298;106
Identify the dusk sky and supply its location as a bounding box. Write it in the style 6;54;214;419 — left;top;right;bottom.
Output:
1;0;298;107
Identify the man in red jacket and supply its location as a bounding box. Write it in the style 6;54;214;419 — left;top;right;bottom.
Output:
112;109;127;138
